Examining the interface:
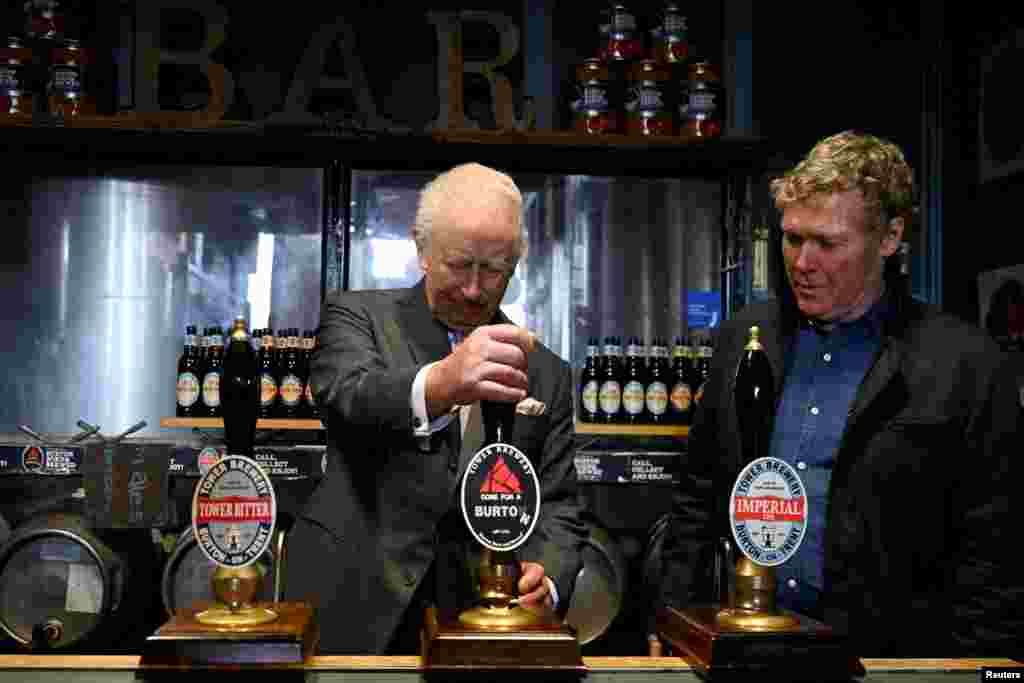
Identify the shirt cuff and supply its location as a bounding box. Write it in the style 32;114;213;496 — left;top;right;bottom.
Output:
411;362;457;438
544;576;560;609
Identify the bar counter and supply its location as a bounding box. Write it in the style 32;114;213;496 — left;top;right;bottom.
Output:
0;655;1020;682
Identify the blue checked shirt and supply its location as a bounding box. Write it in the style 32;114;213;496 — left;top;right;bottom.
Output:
767;294;891;619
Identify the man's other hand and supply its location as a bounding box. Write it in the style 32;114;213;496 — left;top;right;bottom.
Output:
516;561;554;610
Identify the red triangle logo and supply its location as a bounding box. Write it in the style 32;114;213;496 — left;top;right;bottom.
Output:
480;455;523;494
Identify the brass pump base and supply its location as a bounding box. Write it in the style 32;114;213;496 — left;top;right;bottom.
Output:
457;604;547;628
715;608;800;631
456;548;546;628
194;564;278;627
711;556;799;631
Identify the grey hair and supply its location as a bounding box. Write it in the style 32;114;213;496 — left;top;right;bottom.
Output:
412;163;527;259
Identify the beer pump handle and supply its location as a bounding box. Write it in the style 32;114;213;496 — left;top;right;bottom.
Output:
483;400;516;444
114;421;147;442
18;424;46;443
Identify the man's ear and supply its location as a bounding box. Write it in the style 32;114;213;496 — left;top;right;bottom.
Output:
878;216;904;258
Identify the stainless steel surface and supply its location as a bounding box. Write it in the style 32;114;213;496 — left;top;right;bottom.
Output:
348;172;723;368
0;168;322;437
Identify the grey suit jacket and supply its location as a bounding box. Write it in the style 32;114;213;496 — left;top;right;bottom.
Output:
284;280;586;653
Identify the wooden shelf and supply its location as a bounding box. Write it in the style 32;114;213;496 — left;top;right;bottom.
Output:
160;417;324;430
0;122;790;178
575;423;689;437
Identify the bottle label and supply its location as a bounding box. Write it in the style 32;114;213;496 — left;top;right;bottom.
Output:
694;381;706;405
186;334;197;347
646;381;669;415
202;372;221;407
598;381;622;414
262;335;273;349
612;8;636;31
304;382;314;405
626;84;665;114
623;381;645;414
260;373;278;406
672;346;686;359
51;65;81;93
670;382;692;412
688;91;717;118
699;346;713;358
665;13;687;34
0;66;25;91
581;380;599;414
586;345;598;358
252;337;262;352
280;375;303;406
176;372;200;407
626;344;643;357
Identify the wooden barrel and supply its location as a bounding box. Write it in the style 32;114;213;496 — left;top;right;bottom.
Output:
565;522;627;645
0;512;162;651
643;512;731;611
160;527;278;617
642;512;671;606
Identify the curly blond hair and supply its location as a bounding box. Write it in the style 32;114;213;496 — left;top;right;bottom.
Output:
770;131;915;230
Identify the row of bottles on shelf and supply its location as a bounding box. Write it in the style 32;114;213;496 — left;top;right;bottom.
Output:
175;324;320;420
578;333;714;425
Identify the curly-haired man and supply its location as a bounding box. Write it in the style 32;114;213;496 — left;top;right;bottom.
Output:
660;131;1023;658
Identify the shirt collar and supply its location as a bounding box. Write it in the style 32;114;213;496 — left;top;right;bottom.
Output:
803;286;893;339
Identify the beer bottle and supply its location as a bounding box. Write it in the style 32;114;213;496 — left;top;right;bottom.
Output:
645;336;670;424
622;336;647;424
222;317;259;456
693;332;714;407
199;327;210;370
578;337;600;423
598;336;623;423
277;329;303;418
668;336;693;424
295;329;311;419
258;328;278;419
175;325;201;417
201;326;224;417
303;329;321;420
734;326;774;461
275;329;286;369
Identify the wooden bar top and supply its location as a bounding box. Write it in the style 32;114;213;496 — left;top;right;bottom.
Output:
0;654;1019;675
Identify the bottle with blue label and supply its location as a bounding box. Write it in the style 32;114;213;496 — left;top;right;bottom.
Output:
681;60;722;140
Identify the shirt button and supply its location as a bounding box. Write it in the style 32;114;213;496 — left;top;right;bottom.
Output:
796;461;807;471
823;353;832;363
810;406;820;416
413;417;422;428
786;578;798;589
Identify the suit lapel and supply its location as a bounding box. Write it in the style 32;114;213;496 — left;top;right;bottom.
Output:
845;290;915;431
395;279;454;366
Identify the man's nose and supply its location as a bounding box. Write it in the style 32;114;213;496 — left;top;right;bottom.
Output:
793;243;815;271
461;267;484;299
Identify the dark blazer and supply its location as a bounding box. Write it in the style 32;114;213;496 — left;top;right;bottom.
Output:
283;281;586;654
661;285;1024;659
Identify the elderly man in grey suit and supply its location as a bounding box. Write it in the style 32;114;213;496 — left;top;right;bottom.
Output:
283;163;587;654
